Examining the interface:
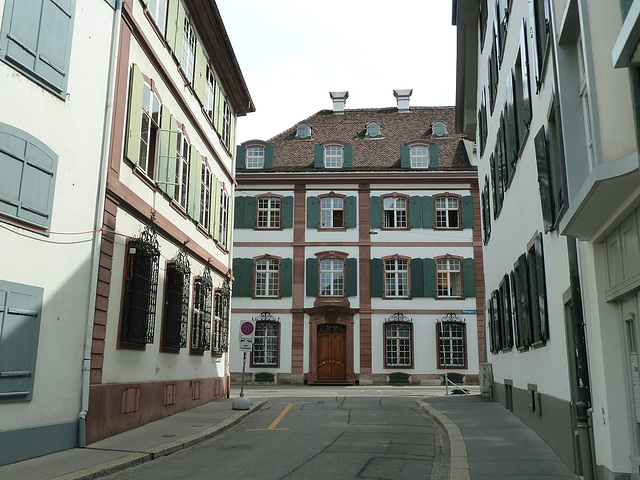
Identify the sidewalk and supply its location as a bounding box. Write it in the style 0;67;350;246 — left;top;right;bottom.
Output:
421;394;581;480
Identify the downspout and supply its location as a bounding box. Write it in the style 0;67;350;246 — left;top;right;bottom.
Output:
79;0;122;448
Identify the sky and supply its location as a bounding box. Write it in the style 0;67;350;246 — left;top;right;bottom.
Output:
216;0;458;144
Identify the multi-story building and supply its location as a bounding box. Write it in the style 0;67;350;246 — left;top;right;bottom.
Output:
230;91;484;387
0;0;115;465
454;0;640;477
84;0;253;444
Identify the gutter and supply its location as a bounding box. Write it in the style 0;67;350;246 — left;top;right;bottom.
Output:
79;0;122;448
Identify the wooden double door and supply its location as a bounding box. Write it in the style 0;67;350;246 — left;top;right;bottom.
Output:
316;324;346;381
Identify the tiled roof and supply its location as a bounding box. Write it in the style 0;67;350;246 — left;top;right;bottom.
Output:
245;106;473;172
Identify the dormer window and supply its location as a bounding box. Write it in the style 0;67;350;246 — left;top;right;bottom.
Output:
432;122;448;137
246;146;265;169
366;121;381;138
410;145;429;168
324;145;343;168
296;124;311;139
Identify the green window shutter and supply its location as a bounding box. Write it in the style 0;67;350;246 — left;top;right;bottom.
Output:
166;115;178;198
462;195;474;228
280;258;293;297
314;144;323;168
307;196;319;228
463;258;476;297
345;257;357;297
429;144;439;168
370;196;382;229
193;41;207;105
236;145;246;169
232;193;244;232
243;196;255;228
166;0;184;61
400;144;410;168
422;196;434;228
232;258;251;297
282;196;294;229
226;196;233;249
0;0;76;97
125;64;144;165
534;125;554;232
306;258;318;297
423;258;436;297
343;144;352;168
187;146;202;220
157;105;172;195
0;123;58;231
265;145;274;169
409;196;422;229
230;113;235;151
370;258;383;297
211;177;221;237
216;92;225;134
411;258;424;297
0;280;44;403
345;196;357;228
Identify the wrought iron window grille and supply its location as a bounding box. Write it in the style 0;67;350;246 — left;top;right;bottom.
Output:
163;244;191;349
386;312;413;323
437;313;467;368
213;280;230;353
192;264;213;351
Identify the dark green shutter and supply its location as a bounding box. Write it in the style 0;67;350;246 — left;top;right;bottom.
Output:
234;196;244;229
409;196;422;229
345;258;357;296
314;144;323;168
400;144;410;168
411;258;424;297
280;258;292;297
422;196;434;228
423;258;436;297
265;145;274;169
243;196;255;228
370;258;383;297
429;144;439;168
307;196;319;228
125;64;144;165
462;196;474;228
306;258;318;296
343;144;352;168
236;145;246;169
282;196;293;228
345;196;357;228
370;196;382;229
463;258;476;297
232;258;253;297
534;126;554;232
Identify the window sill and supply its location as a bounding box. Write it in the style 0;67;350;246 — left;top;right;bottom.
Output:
216;242;229;255
170;200;189;219
132;166;158;192
318;227;347;232
196;223;211;239
253;295;281;300
189;349;205;356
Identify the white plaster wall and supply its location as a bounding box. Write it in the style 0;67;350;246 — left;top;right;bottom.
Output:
0;1;114;429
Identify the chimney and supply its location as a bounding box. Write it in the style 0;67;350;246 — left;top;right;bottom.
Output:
393;89;413;112
330;91;349;114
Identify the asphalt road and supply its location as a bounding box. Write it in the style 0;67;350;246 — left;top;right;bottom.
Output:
102;388;449;480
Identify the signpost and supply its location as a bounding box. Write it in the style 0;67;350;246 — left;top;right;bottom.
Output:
233;319;255;410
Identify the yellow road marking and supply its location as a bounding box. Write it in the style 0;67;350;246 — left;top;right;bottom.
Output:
248;402;295;431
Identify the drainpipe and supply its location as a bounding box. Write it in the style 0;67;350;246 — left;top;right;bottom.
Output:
79;0;122;448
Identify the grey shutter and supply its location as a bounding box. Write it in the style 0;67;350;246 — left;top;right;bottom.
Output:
429;144;439;168
519;20;532;131
370;196;382;229
345;196;357;228
236;145;246;169
343;144;352;168
505;71;519;168
280;258;292;297
0;0;76;97
370;258;383;298
516;253;532;347
411;258;424;297
345;258;357;297
265;145;274;169
243;196;255;228
307;196;319;228
461;196;474;228
314;145;323;168
534;126;554;232
281;196;293;228
422;196;434;228
400;144;410;168
423;258;436;297
409;196;422;229
463;258;476;297
124;64;144;165
0;281;43;403
306;258;318;297
533;233;548;342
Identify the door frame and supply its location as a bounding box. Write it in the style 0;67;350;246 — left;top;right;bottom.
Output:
306;305;357;385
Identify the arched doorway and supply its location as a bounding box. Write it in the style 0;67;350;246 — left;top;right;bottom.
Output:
317;324;346;381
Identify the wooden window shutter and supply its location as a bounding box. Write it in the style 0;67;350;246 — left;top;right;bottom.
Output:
370;258;383;298
194;41;207;105
165;0;185;61
411;258;424;297
429;144;439;168
533;233;548;341
306;258;318;297
463;258;476;297
233;194;244;231
370;196;382;229
345;196;357;228
343;144;352;168
280;258;292;297
226;196;233;248
187;146;202;220
345;258;357;297
210;177;221;238
236;145;246;169
314;145;323;168
282;196;294;229
423;258;436;297
409;196;422;229
157;105;172;195
400;144;410;168
243;196;255;228
265;145;274;169
307;196;319;228
534;125;554;232
125;64;144;165
461;196;474;228
422;196;434;228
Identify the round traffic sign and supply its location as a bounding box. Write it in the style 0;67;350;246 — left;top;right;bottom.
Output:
241;321;254;335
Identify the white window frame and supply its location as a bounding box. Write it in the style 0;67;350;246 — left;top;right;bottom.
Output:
324;145;343;168
320;259;344;297
437;258;462;297
174;129;189;210
199;163;212;229
410;145;429;168
253;321;279;366
222;101;231;149
385;258;409;297
257;196;281;229
148;0;167;31
247;146;265;169
385;322;412;367
438;321;467;367
320;196;344;228
218;189;229;248
139;82;160;177
383;196;408;229
204;65;215;123
255;258;280;297
435;196;460;229
181;17;196;84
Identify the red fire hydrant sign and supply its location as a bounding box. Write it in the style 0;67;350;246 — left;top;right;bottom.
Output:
238;320;255;352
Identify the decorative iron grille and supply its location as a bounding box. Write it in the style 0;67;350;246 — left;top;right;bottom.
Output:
436;313;467;368
191;265;213;351
213;280;230;353
120;219;160;344
252;312;280;366
162;246;190;349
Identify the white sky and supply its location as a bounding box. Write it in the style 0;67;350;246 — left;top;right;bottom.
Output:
216;0;458;144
